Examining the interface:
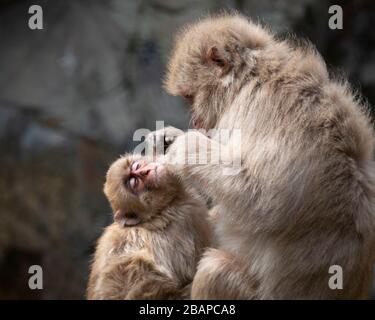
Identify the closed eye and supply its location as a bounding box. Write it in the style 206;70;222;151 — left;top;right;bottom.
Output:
128;176;138;190
131;161;141;171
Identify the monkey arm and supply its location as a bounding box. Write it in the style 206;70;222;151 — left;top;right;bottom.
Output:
87;228;116;299
166;130;244;204
191;248;258;299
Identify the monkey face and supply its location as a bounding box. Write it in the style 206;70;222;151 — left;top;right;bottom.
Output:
104;155;181;227
164;14;271;131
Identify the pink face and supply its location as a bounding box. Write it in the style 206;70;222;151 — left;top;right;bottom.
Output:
125;160;167;194
105;157;174;227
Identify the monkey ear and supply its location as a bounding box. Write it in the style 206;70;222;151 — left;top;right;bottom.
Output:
207;46;230;75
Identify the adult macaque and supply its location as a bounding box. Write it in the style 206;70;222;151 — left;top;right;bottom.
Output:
152;14;375;299
87;154;211;299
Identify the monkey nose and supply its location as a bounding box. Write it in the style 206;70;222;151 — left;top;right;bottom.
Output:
134;163;158;176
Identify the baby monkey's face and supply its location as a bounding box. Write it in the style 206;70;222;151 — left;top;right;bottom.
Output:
104;155;181;227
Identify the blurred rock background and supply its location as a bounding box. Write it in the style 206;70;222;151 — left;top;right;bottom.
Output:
0;0;374;299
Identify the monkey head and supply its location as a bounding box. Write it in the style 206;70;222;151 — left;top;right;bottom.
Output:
104;154;182;227
164;14;273;131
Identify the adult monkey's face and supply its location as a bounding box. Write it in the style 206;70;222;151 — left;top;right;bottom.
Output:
163;14;272;131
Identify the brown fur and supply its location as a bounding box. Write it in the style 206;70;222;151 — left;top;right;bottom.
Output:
87;154;211;299
163;14;375;299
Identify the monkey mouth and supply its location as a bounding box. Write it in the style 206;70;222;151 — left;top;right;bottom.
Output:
192;118;205;130
124;213;142;226
144;164;166;187
115;210;142;227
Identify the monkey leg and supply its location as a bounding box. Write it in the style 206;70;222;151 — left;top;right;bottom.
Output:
191;248;258;299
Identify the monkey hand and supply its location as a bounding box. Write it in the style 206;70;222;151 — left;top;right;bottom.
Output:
166;131;217;167
166;130;241;179
146;126;184;157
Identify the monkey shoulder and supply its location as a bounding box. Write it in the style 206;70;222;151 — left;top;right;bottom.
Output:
96;223;152;260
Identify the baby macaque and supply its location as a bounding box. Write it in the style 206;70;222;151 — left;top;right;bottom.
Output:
87;154;211;300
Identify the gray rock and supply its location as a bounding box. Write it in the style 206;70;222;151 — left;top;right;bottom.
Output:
21;124;68;152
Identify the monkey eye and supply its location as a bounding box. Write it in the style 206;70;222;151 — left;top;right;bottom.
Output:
128;176;138;190
131;162;141;171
